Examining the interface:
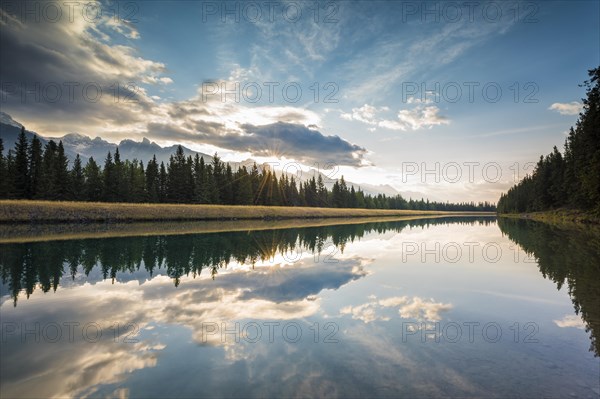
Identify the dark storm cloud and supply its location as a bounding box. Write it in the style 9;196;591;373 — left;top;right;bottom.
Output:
238;122;368;166
0;5;371;168
275;110;318;124
145;121;368;166
143;257;368;305
167;103;211;120
0;5;166;132
238;258;367;302
145;122;211;142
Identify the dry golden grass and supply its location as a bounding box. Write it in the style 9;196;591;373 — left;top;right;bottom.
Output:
0;200;493;224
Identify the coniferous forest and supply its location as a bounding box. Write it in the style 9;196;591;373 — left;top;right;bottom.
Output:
0;130;494;212
497;67;600;214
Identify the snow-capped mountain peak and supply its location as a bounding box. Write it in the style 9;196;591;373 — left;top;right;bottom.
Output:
0;112;23;129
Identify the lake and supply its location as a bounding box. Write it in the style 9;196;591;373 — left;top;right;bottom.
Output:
1;217;598;398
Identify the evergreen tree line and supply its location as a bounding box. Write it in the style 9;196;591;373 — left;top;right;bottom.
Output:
497;67;600;214
0;129;495;211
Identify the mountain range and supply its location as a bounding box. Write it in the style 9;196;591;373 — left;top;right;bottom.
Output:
0;112;212;166
0;112;408;198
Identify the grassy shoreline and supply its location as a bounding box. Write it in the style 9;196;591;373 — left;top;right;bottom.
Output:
0;214;498;244
0;200;495;224
498;209;600;227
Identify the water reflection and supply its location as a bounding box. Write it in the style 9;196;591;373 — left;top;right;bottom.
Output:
341;296;453;324
498;217;600;357
1;216;598;398
0;217;494;306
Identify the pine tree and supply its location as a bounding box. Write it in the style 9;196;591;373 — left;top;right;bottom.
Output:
210;153;223;204
121;160;133;201
279;174;289;206
269;171;282;206
339;176;349;207
235;166;253;205
129;160;146;202
167;145;190;203
298;183;306;206
193;155;209;203
28;135;43;198
5;150;15;198
53;141;70;200
13;126;30;198
70;154;85;201
158;162;167;203
498;67;600;214
355;188;366;208
349;186;357;208
288;176;301;206
548;146;566;207
83;157;103;201
39;141;58;199
192;154;204;203
250;163;260;204
317;174;328;206
223;163;234;205
0;138;7;198
578;67;600;211
304;177;318;206
113;148;126;201
146;155;159;203
331;180;341;208
103;152;116;202
0;131;502;211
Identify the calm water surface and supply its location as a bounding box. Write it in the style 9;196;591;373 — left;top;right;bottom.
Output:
1;217;599;398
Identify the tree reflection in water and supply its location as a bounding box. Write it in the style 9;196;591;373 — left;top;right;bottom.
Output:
498;217;600;357
1;217;495;305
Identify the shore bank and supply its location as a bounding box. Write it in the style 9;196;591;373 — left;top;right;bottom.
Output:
498;209;600;227
0;200;495;224
0;214;498;244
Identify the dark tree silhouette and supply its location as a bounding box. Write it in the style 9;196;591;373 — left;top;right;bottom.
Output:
0;130;496;211
12;126;30;198
498;67;600;214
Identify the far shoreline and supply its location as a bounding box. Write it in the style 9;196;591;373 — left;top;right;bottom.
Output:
0;213;498;244
0;199;496;225
498;209;600;227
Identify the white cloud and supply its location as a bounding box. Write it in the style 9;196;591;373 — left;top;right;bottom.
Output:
1;255;370;397
380;106;450;131
406;96;434;105
341;104;389;125
0;3;170;135
378;296;409;307
549;102;583;116
340;295;452;323
342;10;519;101
342;104;449;132
398;297;453;322
340;303;386;323
553;314;586;329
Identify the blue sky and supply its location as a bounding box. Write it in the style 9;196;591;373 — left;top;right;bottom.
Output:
0;0;598;202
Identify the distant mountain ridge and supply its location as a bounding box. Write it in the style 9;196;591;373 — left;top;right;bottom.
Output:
0;112;402;197
0;112;212;166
